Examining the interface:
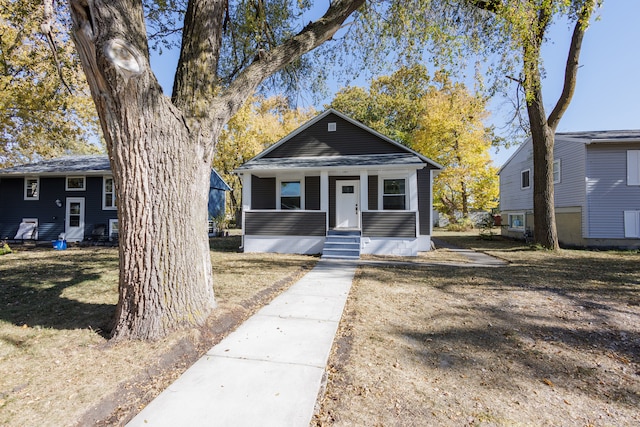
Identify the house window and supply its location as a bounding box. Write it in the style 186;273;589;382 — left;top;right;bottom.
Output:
24;177;39;200
108;219;119;241
553;160;561;184
328;122;336;132
342;185;354;194
103;176;116;210
508;213;525;230
624;211;640;238
66;176;86;191
627;150;640;185
280;181;301;210
383;178;406;210
521;169;531;189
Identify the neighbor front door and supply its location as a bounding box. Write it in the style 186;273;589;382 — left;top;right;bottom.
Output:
65;197;85;242
336;180;360;228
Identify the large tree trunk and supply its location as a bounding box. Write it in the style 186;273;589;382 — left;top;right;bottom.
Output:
68;0;364;340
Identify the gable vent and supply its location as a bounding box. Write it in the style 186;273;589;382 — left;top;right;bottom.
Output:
328;122;336;132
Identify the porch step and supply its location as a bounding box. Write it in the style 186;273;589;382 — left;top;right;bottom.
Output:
322;230;361;259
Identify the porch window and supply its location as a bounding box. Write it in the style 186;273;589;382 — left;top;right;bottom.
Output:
280;181;301;210
508;213;525;230
383;178;406;210
66;176;86;191
24;177;39;200
103;176;116;210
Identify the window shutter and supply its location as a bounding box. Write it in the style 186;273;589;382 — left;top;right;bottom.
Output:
627;150;640;185
624;211;640;238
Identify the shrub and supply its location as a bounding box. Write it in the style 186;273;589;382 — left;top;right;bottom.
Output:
0;242;12;255
446;217;474;232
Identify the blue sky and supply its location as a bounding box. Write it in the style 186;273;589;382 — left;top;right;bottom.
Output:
150;2;639;167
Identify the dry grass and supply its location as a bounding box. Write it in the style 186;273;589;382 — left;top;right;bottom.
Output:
315;231;640;426
0;237;316;427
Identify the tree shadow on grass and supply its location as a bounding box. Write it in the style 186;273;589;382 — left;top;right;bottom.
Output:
0;252;117;336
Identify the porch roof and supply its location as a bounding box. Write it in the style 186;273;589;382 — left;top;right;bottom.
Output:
235;152;427;173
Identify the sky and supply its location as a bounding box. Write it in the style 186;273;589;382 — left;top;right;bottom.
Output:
149;1;640;167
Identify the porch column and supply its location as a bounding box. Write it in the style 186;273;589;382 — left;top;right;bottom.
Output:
409;170;419;236
359;170;368;212
241;173;251;234
321;171;329;231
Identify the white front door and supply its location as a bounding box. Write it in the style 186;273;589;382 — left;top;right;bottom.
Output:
65;197;85;242
336;180;360;228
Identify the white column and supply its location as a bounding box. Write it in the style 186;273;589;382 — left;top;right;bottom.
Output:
320;171;329;231
241;173;251;235
360;170;368;212
409;169;419;237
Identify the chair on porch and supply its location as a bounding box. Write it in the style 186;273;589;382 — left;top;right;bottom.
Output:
12;222;37;244
83;223;108;246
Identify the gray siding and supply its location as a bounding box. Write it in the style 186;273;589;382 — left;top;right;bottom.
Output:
245;211;326;236
417;167;433;235
0;176;116;241
499;138;534;212
265;113;406;158
368;175;378;210
362;211;416;238
305;176;321;210
553;138;586;208
586;144;640;238
251;175;276;209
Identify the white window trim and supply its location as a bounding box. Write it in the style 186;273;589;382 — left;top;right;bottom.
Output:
24;176;40;200
108;219;119;240
508;212;526;231
627;150;640;186
378;175;408;211
65;175;86;191
276;176;305;210
521;169;531;190
553;159;561;184
102;176;117;210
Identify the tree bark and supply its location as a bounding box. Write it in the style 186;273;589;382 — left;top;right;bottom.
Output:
68;0;364;340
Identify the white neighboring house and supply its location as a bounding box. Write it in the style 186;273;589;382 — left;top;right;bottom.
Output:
235;109;442;258
499;130;640;249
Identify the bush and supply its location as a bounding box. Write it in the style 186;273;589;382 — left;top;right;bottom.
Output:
446;217;474;232
0;242;12;255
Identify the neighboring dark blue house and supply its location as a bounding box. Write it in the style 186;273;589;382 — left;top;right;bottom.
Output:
0;155;229;243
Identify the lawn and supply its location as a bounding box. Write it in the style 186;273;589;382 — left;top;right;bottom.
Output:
314;231;640;426
0;236;317;426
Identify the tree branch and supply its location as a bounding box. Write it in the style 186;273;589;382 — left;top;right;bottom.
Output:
547;0;596;131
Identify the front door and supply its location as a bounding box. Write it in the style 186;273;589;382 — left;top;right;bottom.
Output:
65;197;85;242
336;180;360;228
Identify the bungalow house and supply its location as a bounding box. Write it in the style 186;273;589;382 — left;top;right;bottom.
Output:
234;109;442;258
0;155;229;243
498;130;640;249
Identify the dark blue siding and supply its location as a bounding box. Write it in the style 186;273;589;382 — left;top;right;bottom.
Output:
0;176;117;241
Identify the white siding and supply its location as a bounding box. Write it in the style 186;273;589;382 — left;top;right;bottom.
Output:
586;144;640;238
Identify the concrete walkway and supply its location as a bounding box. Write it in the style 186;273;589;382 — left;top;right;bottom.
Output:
126;259;357;427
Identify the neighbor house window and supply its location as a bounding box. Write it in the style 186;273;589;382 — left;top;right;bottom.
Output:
108;219;119;240
24;177;39;200
103;176;116;209
553;160;561;184
624;211;640;238
280;181;301;210
383;178;406;210
521;169;531;189
627;150;640;185
508;213;525;230
66;176;86;191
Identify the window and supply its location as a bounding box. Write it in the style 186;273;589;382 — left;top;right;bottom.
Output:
383;178;406;210
280;181;301;210
342;185;354;194
508;213;525;230
627;150;640;185
24;177;39;200
328;122;336;132
521;169;531;189
553;160;561;184
624;211;640;238
66;176;86;191
103;176;116;209
108;219;119;241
